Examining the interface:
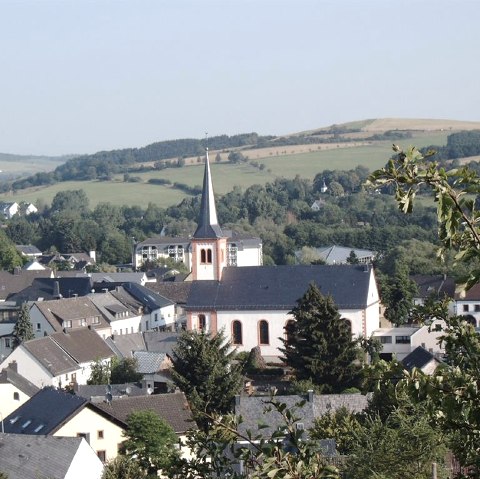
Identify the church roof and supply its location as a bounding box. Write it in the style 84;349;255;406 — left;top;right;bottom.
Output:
193;150;223;239
186;264;373;311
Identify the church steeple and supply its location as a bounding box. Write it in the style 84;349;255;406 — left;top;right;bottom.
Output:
193;148;223;239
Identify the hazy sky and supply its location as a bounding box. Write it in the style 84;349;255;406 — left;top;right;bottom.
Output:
1;0;479;156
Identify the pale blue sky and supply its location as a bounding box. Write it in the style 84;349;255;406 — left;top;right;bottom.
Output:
1;0;479;155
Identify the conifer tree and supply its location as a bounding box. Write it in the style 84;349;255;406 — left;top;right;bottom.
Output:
280;283;360;393
12;303;34;348
170;330;243;430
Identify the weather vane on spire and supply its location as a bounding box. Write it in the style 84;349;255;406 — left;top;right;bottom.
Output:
205;132;209;152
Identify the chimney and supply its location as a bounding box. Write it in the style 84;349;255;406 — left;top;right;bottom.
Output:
8;361;18;372
307;389;314;402
89;250;96;262
53;281;62;299
234;394;241;408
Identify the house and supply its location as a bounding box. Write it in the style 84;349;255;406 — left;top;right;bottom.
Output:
401;346;443;375
15;244;42;258
411;274;455;307
0;301;20;359
0;201;19;219
0;362;39;418
0;433;104;479
90;271;152;286
372;320;445;361
133;229;263;271
74;382;150;402
132;350;171;393
22;259;47;271
2;387;125;464
93;391;197;458
29;296;111;338
0;269;53;302
298;245;376;265
24;202;38;216
0;328;115;388
454;283;480;327
311;198;326;211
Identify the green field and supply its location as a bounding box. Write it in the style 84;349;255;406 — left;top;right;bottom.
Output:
0;131;451;209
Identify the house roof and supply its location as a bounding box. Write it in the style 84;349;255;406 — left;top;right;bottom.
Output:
137;236;191;247
106;332;146;358
22;336;80;376
401;346;441;371
146;281;193;305
75;382;149;402
314;245;375;264
456;282;480;301
33;297;109;331
411;274;455;299
88;291;137;324
186;264;374;311
193;152;223;239
122;282;174;310
50;328;114;364
0;363;39;397
93;392;196;434
143;331;179;356
133;351;167;374
15;244;42;256
235;393;370;437
0;269;52;301
90;272;147;284
7;277;93;304
3;387;88;434
0;433;86;479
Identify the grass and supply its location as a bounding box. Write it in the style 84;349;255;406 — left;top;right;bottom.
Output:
0;130;457;209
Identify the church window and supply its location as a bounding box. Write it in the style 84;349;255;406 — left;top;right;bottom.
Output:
207;249;212;263
198;314;206;331
232;320;242;345
200;249;206;263
259;320;269;345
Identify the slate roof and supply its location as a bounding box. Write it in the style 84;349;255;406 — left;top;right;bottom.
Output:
106;332;146;358
75;382;149;401
106;331;179;358
0;433;86;479
136;236;191;247
90;272;147;284
133;350;167;374
33;297;110;331
15;244;42;256
122;282;174;311
314;245;375;265
401;346;441;371
411;274;455;299
143;331;179;356
235;393;370;437
93;392;196;434
88;291;136;324
50;329;114;364
7;277;93;303
3;387;88;434
146;281;193;305
0;269;52;301
23;336;80;376
0;363;39;397
186;264;374;311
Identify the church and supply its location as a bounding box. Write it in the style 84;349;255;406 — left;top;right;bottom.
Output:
182;151;381;359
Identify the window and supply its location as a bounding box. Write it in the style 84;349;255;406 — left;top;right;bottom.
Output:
200;248;212;264
232;321;242;345
97;430;104;439
80;318;86;327
475;305;480;312
4;338;11;348
93;316;100;324
379;336;392;344
207;249;212;263
463;304;470;312
36;323;41;332
259;320;269;345
97;450;106;463
34;424;44;433
64;320;72;328
198;314;206;331
155;313;158;322
22;420;32;429
13;392;19;401
395;335;410;344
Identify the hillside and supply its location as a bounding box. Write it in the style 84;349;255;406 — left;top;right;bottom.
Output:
1;118;479;209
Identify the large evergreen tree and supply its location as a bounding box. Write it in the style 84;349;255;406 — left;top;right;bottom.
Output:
170;330;243;430
280;283;360;393
12;303;34;348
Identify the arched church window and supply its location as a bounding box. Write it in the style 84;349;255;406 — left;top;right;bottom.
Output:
259;320;269;345
200;249;206;263
198;314;206;331
232;320;242;345
207;249;212;264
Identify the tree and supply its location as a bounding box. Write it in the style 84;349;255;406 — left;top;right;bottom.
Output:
12;303;34;348
368;145;480;474
102;456;147;479
0;230;23;271
346;250;359;264
87;358;111;385
170;330;243;431
110;357;142;384
280;283;360;392
122;410;179;476
380;259;417;326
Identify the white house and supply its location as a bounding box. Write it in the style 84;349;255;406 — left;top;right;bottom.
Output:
0;329;114;388
0;202;19;219
372;320;445;361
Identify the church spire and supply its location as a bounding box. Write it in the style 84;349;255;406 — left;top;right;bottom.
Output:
193;148;223;239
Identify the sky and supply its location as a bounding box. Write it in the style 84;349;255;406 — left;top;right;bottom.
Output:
1;0;479;156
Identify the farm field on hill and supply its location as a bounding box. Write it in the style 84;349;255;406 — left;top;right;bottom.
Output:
0;130;451;209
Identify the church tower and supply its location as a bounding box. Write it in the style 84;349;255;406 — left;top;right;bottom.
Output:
191;149;227;281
